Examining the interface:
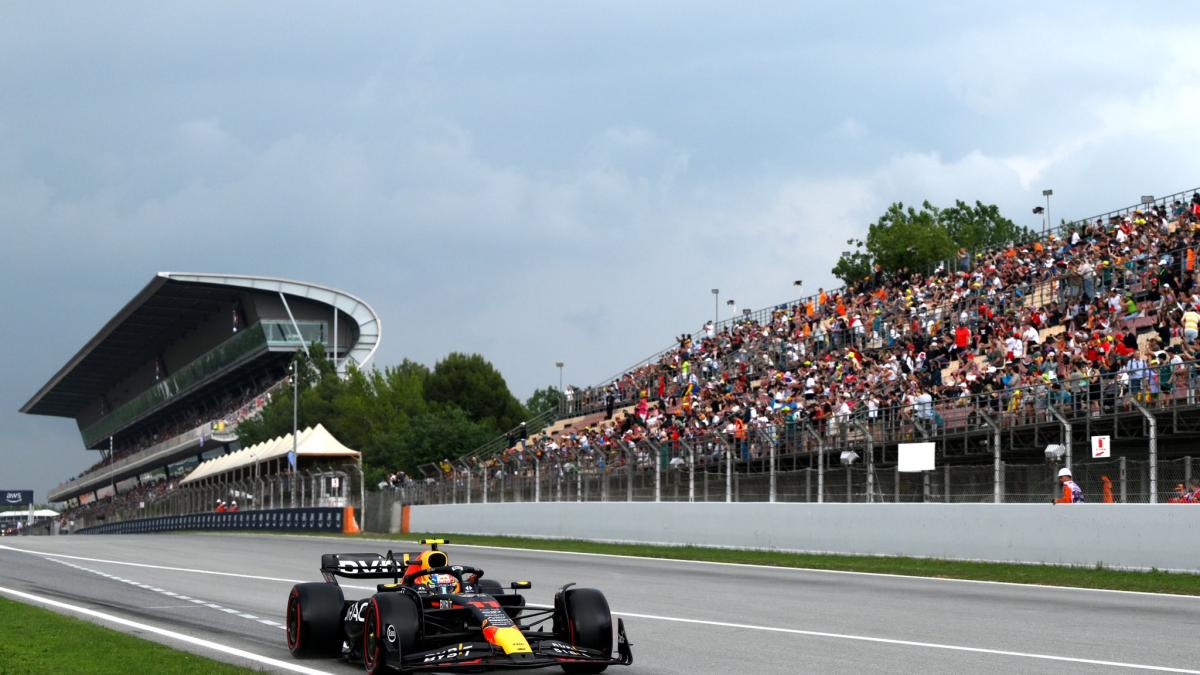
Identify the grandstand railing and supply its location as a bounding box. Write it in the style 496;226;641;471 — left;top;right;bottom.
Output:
414;359;1200;506
50;379;287;502
445;188;1200;483
79;320;317;446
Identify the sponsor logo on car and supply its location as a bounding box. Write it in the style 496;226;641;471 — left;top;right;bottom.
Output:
344;600;368;623
423;644;472;663
337;558;394;575
386;624;397;643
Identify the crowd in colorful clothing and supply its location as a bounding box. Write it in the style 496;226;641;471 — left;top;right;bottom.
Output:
483;193;1200;476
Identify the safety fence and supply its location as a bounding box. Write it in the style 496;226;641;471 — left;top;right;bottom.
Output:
392;455;1198;507
76;507;348;535
68;467;364;532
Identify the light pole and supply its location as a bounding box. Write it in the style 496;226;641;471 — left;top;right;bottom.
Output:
725;299;736;323
1042;188;1053;236
291;359;299;506
1141;195;1155;210
555;361;564;414
711;288;719;330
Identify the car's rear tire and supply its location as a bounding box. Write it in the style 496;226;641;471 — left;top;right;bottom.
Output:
555;588;612;674
363;593;419;674
286;583;345;658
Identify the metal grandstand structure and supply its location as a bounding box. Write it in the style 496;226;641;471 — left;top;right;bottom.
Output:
414;187;1200;506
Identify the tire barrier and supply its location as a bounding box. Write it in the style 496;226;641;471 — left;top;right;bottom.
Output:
76;507;346;535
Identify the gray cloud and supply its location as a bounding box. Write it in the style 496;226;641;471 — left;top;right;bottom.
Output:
3;1;1199;500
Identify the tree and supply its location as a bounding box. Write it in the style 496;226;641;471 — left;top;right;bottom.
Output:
236;349;530;481
832;200;1027;285
424;353;527;432
938;200;1031;251
525;386;562;415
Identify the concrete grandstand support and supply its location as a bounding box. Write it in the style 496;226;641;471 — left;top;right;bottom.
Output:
1047;404;1073;471
1130;399;1158;504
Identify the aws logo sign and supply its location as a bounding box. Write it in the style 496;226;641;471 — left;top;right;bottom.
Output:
3;491;32;506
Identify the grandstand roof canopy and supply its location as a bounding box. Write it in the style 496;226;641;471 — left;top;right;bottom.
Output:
0;509;59;519
21;272;381;417
179;423;359;485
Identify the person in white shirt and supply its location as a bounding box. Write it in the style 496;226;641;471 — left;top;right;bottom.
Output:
1005;335;1024;361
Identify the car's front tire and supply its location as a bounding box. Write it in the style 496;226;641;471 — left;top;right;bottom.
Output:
286;583;345;658
363;593;419;674
555;588;612;673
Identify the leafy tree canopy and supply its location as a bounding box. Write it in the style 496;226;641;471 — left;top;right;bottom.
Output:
525;386;562;416
832;200;1030;286
425;352;527;432
236;349;523;483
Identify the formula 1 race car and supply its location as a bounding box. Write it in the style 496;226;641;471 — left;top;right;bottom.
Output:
285;539;632;673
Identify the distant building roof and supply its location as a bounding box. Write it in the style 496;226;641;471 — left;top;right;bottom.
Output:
21;272;381;417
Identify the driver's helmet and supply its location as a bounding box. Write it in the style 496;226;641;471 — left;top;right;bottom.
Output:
421;572;461;595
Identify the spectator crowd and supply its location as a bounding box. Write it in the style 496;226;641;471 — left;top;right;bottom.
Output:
468;193;1200;484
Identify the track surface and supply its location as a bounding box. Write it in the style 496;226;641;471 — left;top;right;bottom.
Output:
0;534;1197;674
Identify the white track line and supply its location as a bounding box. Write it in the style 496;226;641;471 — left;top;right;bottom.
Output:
0;585;333;675
608;609;1200;674
0;544;373;591
46;557;285;631
6;540;1194;670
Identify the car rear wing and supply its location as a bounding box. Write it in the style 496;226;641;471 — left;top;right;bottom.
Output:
319;540;453;583
320;552;416;583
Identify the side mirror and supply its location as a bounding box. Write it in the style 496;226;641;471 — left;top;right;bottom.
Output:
510;581;532;590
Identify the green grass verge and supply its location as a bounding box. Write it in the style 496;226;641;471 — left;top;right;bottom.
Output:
306;530;1200;596
0;596;259;675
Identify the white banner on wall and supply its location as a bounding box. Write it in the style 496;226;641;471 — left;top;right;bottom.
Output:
1091;435;1111;459
898;442;936;473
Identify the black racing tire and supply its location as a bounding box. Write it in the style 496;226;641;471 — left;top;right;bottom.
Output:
286;582;345;658
478;578;505;595
556;588;612;674
363;593;420;675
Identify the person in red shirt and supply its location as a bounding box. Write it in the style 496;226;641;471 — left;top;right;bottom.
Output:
214;499;227;513
954;324;971;356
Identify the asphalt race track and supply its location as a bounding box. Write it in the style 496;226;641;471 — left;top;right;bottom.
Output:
0;535;1198;674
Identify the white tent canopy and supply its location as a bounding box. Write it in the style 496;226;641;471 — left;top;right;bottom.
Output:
0;509;59;519
180;423;359;486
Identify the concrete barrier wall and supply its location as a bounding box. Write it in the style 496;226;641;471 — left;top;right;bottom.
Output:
408;503;1200;572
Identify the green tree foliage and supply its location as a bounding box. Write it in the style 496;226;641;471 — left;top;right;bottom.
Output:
525;386;562;415
236;350;518;483
832;200;1030;286
424;352;527;432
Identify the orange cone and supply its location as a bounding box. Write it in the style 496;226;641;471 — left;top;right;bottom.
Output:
342;505;361;534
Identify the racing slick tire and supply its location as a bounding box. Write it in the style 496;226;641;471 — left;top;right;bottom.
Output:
363;593;420;675
555;588;613;674
478;578;505;595
286;582;345;658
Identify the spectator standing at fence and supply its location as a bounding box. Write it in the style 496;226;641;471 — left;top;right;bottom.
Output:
215;499;227;513
564;385;575;414
1053;468;1084;503
1182;308;1200;344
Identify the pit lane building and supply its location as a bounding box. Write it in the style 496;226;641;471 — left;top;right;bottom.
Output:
21;273;381;504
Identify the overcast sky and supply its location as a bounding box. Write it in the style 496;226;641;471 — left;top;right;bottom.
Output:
3;2;1198;500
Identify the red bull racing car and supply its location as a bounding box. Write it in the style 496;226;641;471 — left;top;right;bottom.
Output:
285;539;632;673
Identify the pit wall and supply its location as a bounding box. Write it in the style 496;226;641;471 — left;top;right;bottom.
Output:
406;502;1200;573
